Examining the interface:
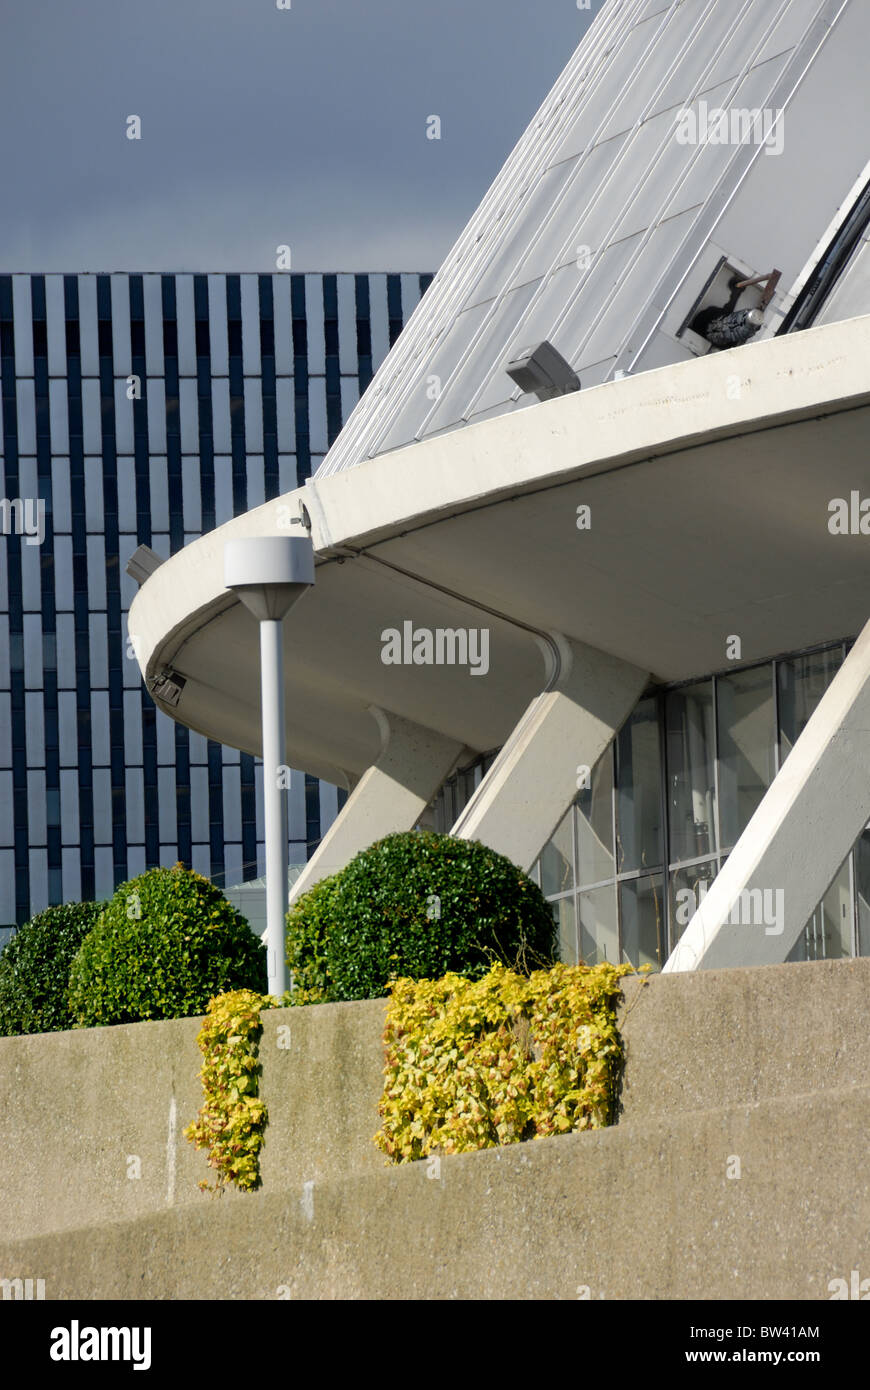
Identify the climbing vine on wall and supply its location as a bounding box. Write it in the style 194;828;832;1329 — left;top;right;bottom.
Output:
187;962;642;1191
184;988;275;1194
375;961;640;1163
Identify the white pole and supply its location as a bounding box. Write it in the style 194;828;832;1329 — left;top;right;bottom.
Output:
224;534;314;996
260;616;288;997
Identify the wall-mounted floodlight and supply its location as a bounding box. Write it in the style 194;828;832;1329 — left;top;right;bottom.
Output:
505;340;581;402
224;535;315;996
126;544;165;587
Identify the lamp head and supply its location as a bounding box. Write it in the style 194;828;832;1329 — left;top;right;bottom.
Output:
224;535;315;622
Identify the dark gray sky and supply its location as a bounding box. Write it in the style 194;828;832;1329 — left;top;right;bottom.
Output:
0;0;602;273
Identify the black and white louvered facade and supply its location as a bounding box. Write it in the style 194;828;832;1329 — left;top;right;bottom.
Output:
0;271;432;932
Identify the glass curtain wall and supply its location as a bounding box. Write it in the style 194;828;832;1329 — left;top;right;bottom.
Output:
533;697;667;970
427;751;499;834
779;648;856;961
534;640;870;968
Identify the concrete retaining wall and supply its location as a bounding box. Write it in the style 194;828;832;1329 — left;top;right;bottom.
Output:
1;958;868;1298
617;956;870;1120
3;1084;868;1300
0;997;387;1244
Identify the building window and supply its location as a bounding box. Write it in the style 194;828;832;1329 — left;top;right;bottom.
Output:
534;639;868;970
619;873;665;973
539;810;573;898
666;680;716;866
716;664;775;851
789;854;852;962
854;831;870;956
426;751;499;834
578;883;619;968
778;647;844;761
616;696;663;876
576;752;615;888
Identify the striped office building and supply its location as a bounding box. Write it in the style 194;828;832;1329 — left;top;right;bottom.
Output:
0;271;431;937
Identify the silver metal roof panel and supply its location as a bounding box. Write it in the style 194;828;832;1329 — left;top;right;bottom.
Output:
316;0;856;480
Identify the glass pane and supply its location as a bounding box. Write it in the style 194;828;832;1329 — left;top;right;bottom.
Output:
666;682;716;863
552;895;578;966
856;832;870;957
778;647;844;760
540;806;574;897
789;855;852;961
619;874;665;971
717;665;775;851
615;697;663;874
458;770;475;817
576;752;614;887
578;883;618;965
668;859;719;944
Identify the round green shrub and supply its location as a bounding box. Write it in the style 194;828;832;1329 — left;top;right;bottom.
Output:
67;864;266;1027
322;831;557;1002
0;901;104;1037
285;872;340;1003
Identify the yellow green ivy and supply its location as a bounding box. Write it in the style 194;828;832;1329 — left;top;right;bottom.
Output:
184;988;275;1194
186;961;642;1192
375;961;640;1162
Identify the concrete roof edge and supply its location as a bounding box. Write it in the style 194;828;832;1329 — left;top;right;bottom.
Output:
128;314;870;686
308;313;870;549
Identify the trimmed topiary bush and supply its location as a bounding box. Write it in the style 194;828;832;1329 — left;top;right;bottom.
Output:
285;872;340;1004
0;901;104;1037
309;831;556;1003
67;863;266;1027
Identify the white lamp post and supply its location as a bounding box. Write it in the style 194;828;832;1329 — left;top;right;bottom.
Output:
224;535;315;996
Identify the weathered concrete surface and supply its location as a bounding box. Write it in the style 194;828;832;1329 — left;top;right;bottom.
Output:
617;956;870;1122
451;633;647;871
0;997;387;1244
2;1084;868;1300
1;958;868;1297
289;711;464;901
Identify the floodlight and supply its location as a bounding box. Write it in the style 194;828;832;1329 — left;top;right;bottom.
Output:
505;340;581;401
125;545;164;586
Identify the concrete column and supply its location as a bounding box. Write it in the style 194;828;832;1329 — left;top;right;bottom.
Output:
451;634;648;871
666;615;870;973
288;710;464;903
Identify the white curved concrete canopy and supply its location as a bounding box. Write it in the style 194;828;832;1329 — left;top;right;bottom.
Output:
130;314;870;786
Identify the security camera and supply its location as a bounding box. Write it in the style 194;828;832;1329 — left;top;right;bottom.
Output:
148;669;186;707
